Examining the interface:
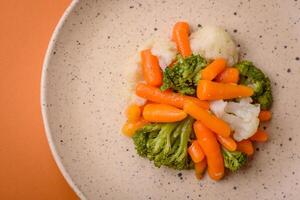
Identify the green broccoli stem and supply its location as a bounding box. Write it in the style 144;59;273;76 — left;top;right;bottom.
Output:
177;117;194;161
169;138;180;155
152;123;179;155
168;117;194;165
162;122;180;155
152;122;179;168
170;122;184;144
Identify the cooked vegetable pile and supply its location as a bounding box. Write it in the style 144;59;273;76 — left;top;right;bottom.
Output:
122;21;273;181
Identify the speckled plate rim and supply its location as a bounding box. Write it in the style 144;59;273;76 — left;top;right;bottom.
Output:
40;1;86;199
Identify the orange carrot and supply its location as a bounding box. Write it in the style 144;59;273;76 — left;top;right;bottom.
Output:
215;67;240;83
188;140;205;163
183;100;231;137
142;103;187;122
201;58;227;81
217;135;237;151
194;159;207;180
136;83;209;109
250;130;268;142
183;96;210;110
122;119;148;137
126;104;142;122
136;83;183;108
194;121;224;181
258;110;272;122
197;80;254;100
140;49;162;86
237;140;254;156
172;22;192;57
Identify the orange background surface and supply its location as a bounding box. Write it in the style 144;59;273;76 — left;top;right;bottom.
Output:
0;1;79;199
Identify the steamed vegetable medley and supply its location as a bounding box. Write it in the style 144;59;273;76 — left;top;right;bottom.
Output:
122;21;273;181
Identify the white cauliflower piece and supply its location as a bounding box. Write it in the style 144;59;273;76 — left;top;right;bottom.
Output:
210;100;228;118
239;97;253;104
210;99;260;141
190;26;239;66
136;38;177;70
151;39;177;70
224;101;260;141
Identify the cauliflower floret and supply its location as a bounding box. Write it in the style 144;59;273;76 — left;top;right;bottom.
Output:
190;26;239;66
136;38;177;70
151;39;177;70
210;100;228;118
210;99;260;141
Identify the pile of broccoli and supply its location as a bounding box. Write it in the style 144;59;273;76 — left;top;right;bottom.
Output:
235;60;273;110
160;54;207;95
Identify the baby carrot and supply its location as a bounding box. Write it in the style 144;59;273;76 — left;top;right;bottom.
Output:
201;58;227;81
194;121;224;181
197;80;254;100
183;100;231;137
250;130;268;142
135;83;209;109
126;104;142;122
122;119;148;137
172;22;192;57
194;158;207;180
136;83;183;108
217;135;237;151
258;110;272;122
215;67;240;83
183;96;210;110
140;49;163;86
188;140;205;163
142;103;187;123
237;140;254;156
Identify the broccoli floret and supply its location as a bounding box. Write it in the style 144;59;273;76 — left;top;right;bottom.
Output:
235;60;273;109
162;117;194;170
132;117;195;170
146;123;179;162
133;124;161;157
222;147;247;172
160;54;207;95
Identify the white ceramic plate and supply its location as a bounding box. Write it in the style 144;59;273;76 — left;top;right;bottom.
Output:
41;0;300;199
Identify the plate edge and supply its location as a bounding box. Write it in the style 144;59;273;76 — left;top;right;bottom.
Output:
40;0;86;199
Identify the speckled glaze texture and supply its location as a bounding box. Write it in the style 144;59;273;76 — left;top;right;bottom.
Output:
42;0;300;199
